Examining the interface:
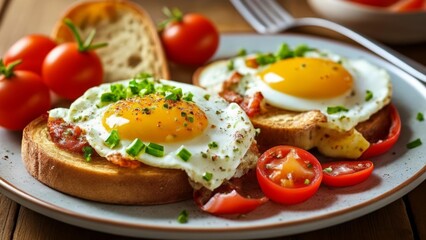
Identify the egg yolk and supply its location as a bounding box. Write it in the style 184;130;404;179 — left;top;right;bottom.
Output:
258;58;353;99
102;95;208;143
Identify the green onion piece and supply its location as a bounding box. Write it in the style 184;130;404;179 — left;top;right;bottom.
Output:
105;130;120;148
126;138;145;157
304;179;310;185
177;147;192;161
100;92;117;103
417;112;424;121
82;146;93;162
365;90;373;101
237;48;247;56
227;60;234;71
294;44;311;57
146;143;165;157
407;138;422;149
327;106;349;114
276;43;292;59
183;92;194;102
203;94;211;101
177;210;188;224
208;141;218;149
256;53;276;66
203;172;213;181
323;167;333;173
187;116;194;123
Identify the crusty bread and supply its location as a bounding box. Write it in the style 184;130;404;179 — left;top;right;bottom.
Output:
22;116;193;205
51;0;169;82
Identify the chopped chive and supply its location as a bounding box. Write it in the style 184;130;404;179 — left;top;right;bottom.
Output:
146;143;165;157
105;130;120;148
177;210;188;224
203;172;213;181
181;112;187;117
177;147;192;161
294;44;311;57
365;90;373;101
327;106;349;114
237;48;247;56
304;179;311;185
208;141;218;149
126;138;145;157
187;116;194;123
82;146;93;161
407;138;422;149
323;167;332;173
417;112;424;121
183;92;194;102
100;92;117;103
227;60;234;71
203;94;211;101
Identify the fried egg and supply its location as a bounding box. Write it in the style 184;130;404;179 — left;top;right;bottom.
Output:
49;78;257;191
198;46;392;158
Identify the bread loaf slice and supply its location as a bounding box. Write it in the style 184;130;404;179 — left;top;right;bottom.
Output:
22;116;193;205
51;0;169;82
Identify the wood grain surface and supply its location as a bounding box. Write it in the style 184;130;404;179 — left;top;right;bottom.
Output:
0;0;425;240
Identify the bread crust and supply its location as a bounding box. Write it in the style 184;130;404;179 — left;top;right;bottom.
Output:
51;0;170;82
22;116;193;205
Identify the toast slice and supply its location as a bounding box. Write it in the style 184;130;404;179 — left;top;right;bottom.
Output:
51;0;169;82
22;116;193;205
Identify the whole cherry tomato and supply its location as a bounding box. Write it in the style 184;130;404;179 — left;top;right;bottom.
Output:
256;146;323;205
160;8;219;66
321;160;374;187
3;34;57;75
361;104;401;159
42;19;106;100
0;60;51;130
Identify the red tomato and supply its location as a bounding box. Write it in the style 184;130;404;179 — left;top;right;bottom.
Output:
0;62;51;130
361;104;401;158
390;0;425;11
256;146;323;205
42;43;103;100
4;35;57;75
321;160;374;187
161;9;219;66
194;190;268;215
348;0;400;7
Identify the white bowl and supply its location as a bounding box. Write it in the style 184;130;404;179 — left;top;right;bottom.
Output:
308;0;426;44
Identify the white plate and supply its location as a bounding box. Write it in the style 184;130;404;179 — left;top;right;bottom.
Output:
1;34;425;239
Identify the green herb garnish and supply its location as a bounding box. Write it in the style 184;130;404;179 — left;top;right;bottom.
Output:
208;141;218;149
105;130;120;148
365;90;373;101
82;146;93;161
327;106;349;114
417;112;424;121
203;172;213;181
126;138;145;157
237;48;247;56
227;60;234;71
203;94;211;101
146;143;165;157
177;210;188;224
407;138;422;149
177;147;192;161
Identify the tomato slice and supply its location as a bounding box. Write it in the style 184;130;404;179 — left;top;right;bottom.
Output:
256;146;323;205
193;172;268;215
321;160;374;187
361;104;401;159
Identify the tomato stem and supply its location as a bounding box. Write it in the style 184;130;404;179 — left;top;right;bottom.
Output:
0;59;21;78
63;18;108;52
158;7;183;31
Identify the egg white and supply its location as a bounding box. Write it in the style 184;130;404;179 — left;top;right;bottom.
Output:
49;79;257;191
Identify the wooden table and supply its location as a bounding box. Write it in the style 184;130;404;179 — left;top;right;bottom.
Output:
0;0;425;239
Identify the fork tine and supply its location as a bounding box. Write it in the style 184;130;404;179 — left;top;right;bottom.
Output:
230;0;268;33
262;0;295;23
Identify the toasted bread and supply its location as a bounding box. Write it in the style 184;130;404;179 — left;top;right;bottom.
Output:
21;116;193;205
51;0;169;82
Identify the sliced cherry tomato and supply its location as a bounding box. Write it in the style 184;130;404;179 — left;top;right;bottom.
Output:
160;8;219;66
0;60;51;130
321;160;374;187
361;104;401;159
256;146;323;205
194;171;268;215
42;19;106;100
4;35;57;75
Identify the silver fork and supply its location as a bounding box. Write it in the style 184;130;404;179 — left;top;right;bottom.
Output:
231;0;426;83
